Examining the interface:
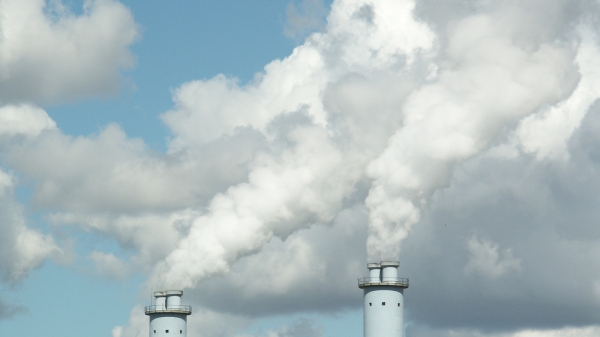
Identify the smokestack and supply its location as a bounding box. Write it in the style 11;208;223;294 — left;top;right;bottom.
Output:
359;261;408;337
145;290;192;336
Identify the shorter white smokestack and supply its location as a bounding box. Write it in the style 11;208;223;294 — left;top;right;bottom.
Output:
367;263;381;282
358;261;408;337
145;290;191;337
154;291;166;310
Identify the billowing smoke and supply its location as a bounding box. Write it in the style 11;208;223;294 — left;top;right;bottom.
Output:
151;0;438;288
149;0;596;287
364;5;582;260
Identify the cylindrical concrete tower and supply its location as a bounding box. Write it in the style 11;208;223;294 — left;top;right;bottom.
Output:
145;290;192;337
358;261;409;337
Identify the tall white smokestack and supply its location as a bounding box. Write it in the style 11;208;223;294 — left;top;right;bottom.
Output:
145;290;192;337
359;261;408;337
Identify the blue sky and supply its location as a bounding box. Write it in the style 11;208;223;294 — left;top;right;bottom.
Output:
3;1;600;337
47;1;302;148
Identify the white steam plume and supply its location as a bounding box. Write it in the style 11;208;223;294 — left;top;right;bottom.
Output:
144;0;598;288
365;11;579;260
150;0;435;289
153;126;359;288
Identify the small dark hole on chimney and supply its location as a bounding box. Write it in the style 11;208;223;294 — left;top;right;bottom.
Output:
369;303;372;306
398;303;400;306
382;302;385;306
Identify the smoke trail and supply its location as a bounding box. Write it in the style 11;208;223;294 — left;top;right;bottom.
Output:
365;9;580;259
153;125;358;288
141;0;596;290
151;0;435;288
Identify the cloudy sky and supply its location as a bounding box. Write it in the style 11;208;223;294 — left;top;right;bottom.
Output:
2;0;600;336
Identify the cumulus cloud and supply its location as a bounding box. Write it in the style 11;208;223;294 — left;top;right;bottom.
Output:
90;251;131;280
0;169;60;284
7;123;264;213
0;0;139;320
465;235;521;278
0;104;56;139
0;0;139;104
111;305;147;337
161;0;434;148
50;210;201;271
514;27;600;160
398;106;600;331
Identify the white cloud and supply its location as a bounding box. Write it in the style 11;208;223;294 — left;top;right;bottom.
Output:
90;251;130;280
0;104;56;138
365;8;579;260
516;27;600;160
229;235;327;297
7;124;243;213
0;168;60;283
49;210;200;271
326;0;435;68
161;0;434;148
162;50;329;147
465;235;521;278
111;305;147;337
0;0;139;104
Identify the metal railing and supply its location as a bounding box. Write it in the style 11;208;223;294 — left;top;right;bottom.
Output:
358;277;409;288
144;305;192;315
